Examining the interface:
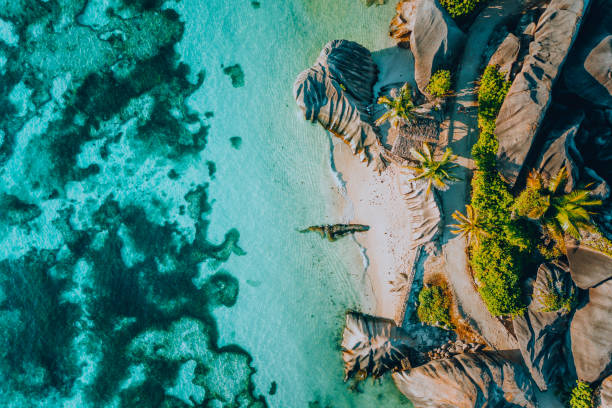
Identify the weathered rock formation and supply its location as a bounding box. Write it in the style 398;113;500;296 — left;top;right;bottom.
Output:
300;223;369;241
570;279;612;383
426;339;484;360
392;352;538;408
294;40;385;169
563;0;612;108
487;33;521;81
389;0;466;95
341;312;419;380
597;375;612;408
566;244;612;289
513;262;576;391
496;0;591;185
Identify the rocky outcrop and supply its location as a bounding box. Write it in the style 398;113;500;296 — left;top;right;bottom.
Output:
566;244;612;289
300;223;369;241
341;312;419;380
513;262;576;391
536;111;585;191
596;375;612;408
392;352;538;408
294;40;385;168
563;0;612;108
488;33;521;81
570;279;612;383
496;0;591;185
389;0;465;95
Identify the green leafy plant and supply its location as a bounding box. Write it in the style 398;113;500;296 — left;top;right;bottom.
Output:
514;168;602;248
439;0;484;18
569;381;593;408
375;83;416;129
426;70;452;98
406;143;460;197
417;284;453;329
467;65;532;317
451;204;489;247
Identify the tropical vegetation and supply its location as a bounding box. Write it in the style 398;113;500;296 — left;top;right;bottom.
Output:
513;168;601;250
469;65;533;317
375;83;416;129
568;381;593;408
451;204;488;247
426;70;452;98
417;284;453;329
406;143;459;197
439;0;484;18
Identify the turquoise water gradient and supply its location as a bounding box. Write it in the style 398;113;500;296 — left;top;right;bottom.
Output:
172;1;411;406
0;0;412;406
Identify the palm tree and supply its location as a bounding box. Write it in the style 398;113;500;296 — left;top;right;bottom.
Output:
514;168;602;243
451;204;488;247
375;83;416;129
406;143;460;196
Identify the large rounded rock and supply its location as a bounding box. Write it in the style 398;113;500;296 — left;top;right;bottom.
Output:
496;0;591;185
513;262;576;391
570;279;612;383
389;0;465;95
566;245;612;289
392;352;538;408
341;312;418;380
563;0;612;108
294;40;382;166
596;375;612;407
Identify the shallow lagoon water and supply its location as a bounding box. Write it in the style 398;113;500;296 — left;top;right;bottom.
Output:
0;0;412;406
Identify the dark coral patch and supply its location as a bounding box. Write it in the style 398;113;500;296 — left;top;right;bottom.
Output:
222;64;245;88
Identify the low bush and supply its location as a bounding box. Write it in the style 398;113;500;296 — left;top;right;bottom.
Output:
417;284;453;329
477;65;510;124
439;0;484;18
569;381;593;408
426;70;452;98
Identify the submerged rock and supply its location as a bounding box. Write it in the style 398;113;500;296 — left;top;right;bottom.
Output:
341;312;418;380
496;0;591;185
389;0;465;95
294;40;385;168
300;223;369;241
392;351;538;408
563;0;612;108
570;279;612;383
513;262;576;391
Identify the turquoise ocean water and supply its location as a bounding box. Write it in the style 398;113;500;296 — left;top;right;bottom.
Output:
0;0;412;406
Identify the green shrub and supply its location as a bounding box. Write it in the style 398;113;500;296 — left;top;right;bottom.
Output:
426;70;452;98
439;0;483;18
468;65;532;316
569;381;593;408
478;65;510;123
417;284;453;329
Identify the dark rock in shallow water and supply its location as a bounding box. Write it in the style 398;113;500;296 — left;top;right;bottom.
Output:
392;351;538;408
563;0;612;108
570;279;612;383
341;312;418;380
496;0;591;185
294;40;385;169
513;262;576;391
300;223;369;241
389;0;465;95
223;64;245;87
566;244;612;289
0;194;41;225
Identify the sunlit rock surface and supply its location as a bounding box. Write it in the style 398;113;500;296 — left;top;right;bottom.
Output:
389;0;465;95
566;244;612;289
496;0;591;185
513;262;576;391
294;40;383;166
341;312;418;380
392;352;538;408
570;279;612;383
